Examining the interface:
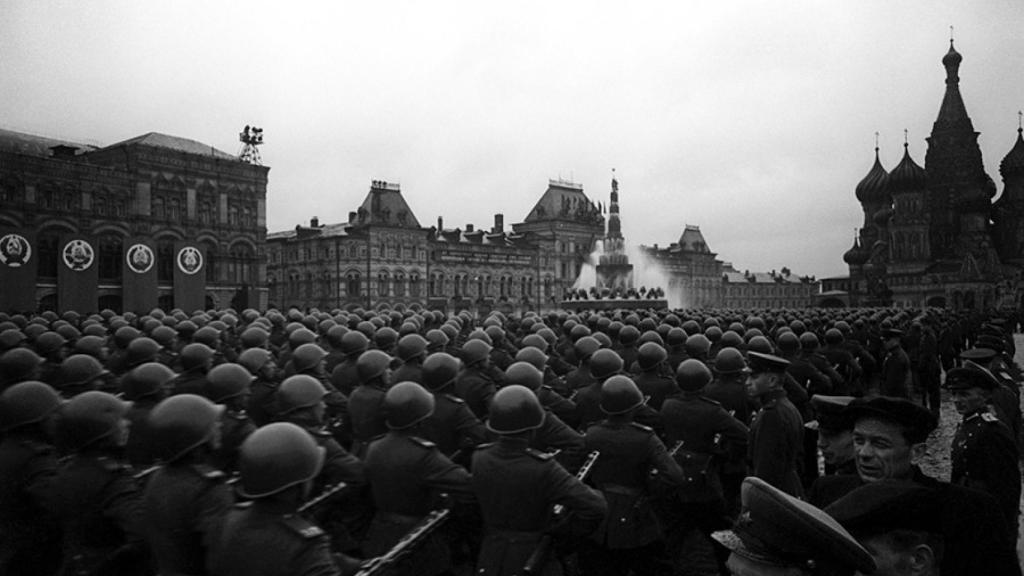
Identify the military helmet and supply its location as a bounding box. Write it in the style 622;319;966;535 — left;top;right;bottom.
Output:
618;325;641;346
589;348;624;380
180;343;215;372
57;390;131;451
681;320;701;336
396;334;428;362
326;324;349;347
799;332;820;351
276;375;327;414
151;325;177;348
520;333;548;352
288;328;317;349
569;324;591;342
374;327;399;351
824;328;844;345
193;327;221;348
35;331;67;356
173;321;197;339
600;375;644;414
422;352;460;391
356;349;392;383
461;339;492;367
340;331;370;357
677;359;713;391
777;332;800;353
637;342;667;371
206;363;256;402
74;335;108;359
149;394;225;462
666;327;687;347
747;335;774;355
514;347;548;372
684;334;711;359
121;362;175;401
425;329;449;353
0;347;42;385
238;422;326;498
573;336;601;362
638;330;664;348
239;327;269;349
126;337;161;368
504;361;544;391
0;380;63;432
486;385;545;434
0;328;27;352
238;348;273;375
384;381;435;429
704;325;723;343
82;323;108;339
484;325;505;345
292;343;328;372
713;347;746;375
59;354;110;389
720;330;744;350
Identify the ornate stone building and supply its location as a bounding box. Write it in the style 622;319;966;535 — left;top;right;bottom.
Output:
721;265;819;309
642;225;724;308
0;128;268;313
841;40;1024;310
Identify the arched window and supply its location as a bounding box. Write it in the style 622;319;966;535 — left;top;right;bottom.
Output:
394;272;406;297
409;273;421;297
346;272;362;297
204;242;218;283
98;234;123;281
378;271;390;297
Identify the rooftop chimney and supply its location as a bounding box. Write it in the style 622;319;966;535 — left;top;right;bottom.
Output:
466;224;474;233
311;216;320;228
493;213;504;233
349;211;357;223
437;216;443;230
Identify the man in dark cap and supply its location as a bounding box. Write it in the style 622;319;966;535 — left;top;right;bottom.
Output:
960;346;1022;446
807;395;1020;576
809;395;856;476
880;329;911;398
947;361;1021;538
745;351;804;497
711;476;876;576
825;481;944;576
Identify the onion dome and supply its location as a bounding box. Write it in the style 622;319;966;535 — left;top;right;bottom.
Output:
942;39;962;70
843;236;869;266
1000;126;1024;181
888;143;927;193
855;147;889;203
984;174;997;199
873;206;894;228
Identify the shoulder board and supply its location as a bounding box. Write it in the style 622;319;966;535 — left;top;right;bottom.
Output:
97;456;130;473
280;514;325;539
475;442;495;450
410;436;436;449
444;393;465;404
227;410;250;421
630;422;654;433
234;500;253;510
526;447;554;461
540;385;554;392
699;396;722;406
982;412;999;423
310;428;333;438
192;464;227;481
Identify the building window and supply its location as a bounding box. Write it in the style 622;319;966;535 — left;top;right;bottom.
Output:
409;273;421;297
157;239;175;283
98;234;123;281
394;272;406;297
346;272;361;297
378;271;389;297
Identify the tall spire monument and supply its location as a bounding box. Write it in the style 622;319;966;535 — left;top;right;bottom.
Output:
596;170;634;290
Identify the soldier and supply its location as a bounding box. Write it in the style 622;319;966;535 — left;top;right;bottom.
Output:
503;361;587;473
880;328;912;399
631;342;679;410
916;317;942;416
821;328;863;397
121;362;175;467
348;349;393;458
745;351;805;497
330;331;370;396
43;390;150;575
513;347;578;428
960;346;1022;446
810;394;857;476
704;347;753;425
362;382;473;576
947;362;1021;538
564;335;601;391
660;359;749;569
711;477;876;576
142;394;234;575
579;375;681;576
471;385;607;576
206;362;258;473
239;347;281;427
173;343;215;396
57;353;112;397
454;339;497;420
392;333;428;385
826;481;945;576
323;325;350;375
0;381;63;576
573;348;623;429
419;352;488;460
206;422;363;576
0;347;43;392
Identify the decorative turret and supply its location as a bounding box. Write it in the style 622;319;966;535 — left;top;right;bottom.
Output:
607;171;622;240
855;146;889;204
993;115;1024;264
843;233;869;267
888;142;927;194
999;116;1024;185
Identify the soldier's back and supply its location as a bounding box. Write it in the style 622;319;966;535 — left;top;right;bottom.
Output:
0;436;61;576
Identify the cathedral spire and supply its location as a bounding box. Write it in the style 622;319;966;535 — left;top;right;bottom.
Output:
934;37;971;133
607;169;622;240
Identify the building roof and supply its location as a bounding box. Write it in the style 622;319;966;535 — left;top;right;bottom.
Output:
0;127;95;158
268;222;353;241
522;179;603;226
723;267;815;284
99;132;238;160
353;181;422;228
432;226;531;247
677;225;712;253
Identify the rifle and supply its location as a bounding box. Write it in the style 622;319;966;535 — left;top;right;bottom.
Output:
521;450;600;575
355;508;451;576
298;482;349;514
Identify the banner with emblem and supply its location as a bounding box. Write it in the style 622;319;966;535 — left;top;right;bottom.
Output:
122;237;158;314
0;227;38;312
173;242;206;313
58;234;99;314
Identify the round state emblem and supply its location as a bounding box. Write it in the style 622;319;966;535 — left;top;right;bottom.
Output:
177;246;203;275
62;239;95;272
126;243;155;274
0;234;31;268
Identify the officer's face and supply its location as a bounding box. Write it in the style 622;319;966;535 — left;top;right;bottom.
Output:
725;553;809;576
745;371;773;398
817;428;854;467
852;418;921;482
951;387;988;415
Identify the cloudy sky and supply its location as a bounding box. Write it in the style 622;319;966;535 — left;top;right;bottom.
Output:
3;1;1022;279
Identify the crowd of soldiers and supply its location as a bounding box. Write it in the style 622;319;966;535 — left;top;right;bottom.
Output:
0;303;1021;576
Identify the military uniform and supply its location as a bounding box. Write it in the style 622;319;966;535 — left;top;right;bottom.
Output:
421;391;489;458
391;361;425;386
0;433;61;576
207;500;346;576
471;437;607;576
631;371;679;411
526;411;587;473
330;359;360;396
951;408;1021;536
580;420;681;576
881;342;911;398
142;462;234;575
363;432;473;576
124;397;161;468
213;409;258;474
454;366;495;420
347;383;389;457
536;384;578;429
43;453;149;576
748;388;804;498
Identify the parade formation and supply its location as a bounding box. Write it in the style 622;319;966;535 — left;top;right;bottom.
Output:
0;303;1021;576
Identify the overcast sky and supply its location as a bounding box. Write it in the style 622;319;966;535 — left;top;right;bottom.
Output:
3;1;1023;279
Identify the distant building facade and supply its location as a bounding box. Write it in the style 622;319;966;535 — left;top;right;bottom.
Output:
0;128;268;313
840;41;1024;310
721;265;819;309
642;225;724;308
